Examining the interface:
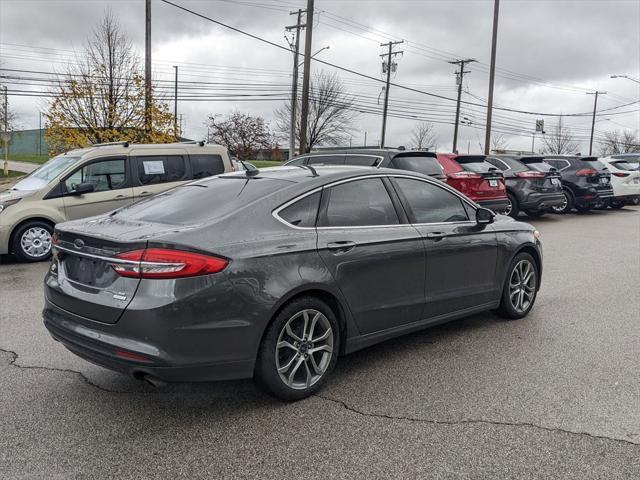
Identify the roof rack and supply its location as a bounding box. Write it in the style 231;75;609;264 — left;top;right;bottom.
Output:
92;141;130;148
179;140;206;146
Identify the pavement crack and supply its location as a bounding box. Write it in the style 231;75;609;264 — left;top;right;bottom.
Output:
314;393;640;447
0;347;135;394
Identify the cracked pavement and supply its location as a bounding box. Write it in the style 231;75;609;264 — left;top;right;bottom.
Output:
1;208;639;479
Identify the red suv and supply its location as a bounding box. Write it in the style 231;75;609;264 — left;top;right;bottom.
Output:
436;154;509;213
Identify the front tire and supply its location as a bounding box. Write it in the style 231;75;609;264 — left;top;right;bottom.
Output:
255;297;339;401
11;220;54;262
495;252;539;320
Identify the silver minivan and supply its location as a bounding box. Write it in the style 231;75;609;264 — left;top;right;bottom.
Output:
0;142;233;261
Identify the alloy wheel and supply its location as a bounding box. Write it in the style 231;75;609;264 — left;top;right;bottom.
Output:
503;199;513;216
508;260;536;314
20;227;52;258
551;194;568;213
275;309;334;390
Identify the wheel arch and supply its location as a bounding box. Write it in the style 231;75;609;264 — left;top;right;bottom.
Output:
511;243;543;291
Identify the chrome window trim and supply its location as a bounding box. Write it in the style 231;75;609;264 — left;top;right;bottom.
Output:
272;173;479;230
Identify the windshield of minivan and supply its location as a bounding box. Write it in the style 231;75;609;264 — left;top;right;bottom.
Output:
12;155;80;191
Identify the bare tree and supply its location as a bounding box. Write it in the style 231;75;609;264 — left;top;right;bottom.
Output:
599;130;640;155
409;121;437;150
490;133;509;152
207;110;274;160
0;62;19;131
275;71;359;151
542;117;579;154
45;10;175;153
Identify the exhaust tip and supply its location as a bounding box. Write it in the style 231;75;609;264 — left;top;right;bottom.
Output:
136;373;167;388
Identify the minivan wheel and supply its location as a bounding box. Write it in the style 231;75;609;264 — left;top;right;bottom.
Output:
12;220;54;262
255;297;339;401
504;192;519;218
495;252;538;320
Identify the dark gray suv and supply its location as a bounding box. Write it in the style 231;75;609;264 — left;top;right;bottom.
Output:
44;166;542;400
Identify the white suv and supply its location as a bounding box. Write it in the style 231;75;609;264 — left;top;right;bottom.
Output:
598;154;640;208
0;142;233;261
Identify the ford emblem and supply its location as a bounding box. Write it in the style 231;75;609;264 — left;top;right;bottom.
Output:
74;239;85;250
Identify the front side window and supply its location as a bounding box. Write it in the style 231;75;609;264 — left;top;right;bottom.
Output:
278;191;321;227
392;177;469;224
137;155;186;185
64;159;126;193
190;154;225;179
319;178;399;227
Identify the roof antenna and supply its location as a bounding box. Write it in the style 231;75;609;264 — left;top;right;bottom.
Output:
304;165;319;177
241;160;259;177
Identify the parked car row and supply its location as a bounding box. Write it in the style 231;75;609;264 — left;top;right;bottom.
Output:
285;149;639;218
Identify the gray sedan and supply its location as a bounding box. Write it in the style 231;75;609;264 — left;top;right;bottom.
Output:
43;166;542;400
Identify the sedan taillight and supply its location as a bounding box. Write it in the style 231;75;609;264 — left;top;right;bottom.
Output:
448;171;482;179
612;172;630;177
111;248;228;279
515;171;546;179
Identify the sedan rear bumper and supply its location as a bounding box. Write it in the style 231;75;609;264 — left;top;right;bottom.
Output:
43;300;256;383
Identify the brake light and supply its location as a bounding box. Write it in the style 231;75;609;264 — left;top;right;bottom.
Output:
448;171;482;179
612;172;630;177
515;171;545;179
576;168;597;176
115;349;150;362
111;248;228;279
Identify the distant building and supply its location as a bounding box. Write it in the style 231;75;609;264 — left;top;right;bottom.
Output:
2;129;48;156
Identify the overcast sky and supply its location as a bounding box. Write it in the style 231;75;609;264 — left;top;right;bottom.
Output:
1;0;639;154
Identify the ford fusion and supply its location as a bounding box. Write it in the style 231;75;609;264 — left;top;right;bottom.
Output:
44;166;542;400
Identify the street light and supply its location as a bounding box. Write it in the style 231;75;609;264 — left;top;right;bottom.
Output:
299;45;330;67
610;75;640;84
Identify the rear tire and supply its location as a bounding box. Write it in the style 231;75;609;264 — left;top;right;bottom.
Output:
255;296;339;401
11;220;54;263
504;192;519;218
575;203;592;213
494;252;539;320
524;210;545;218
610;200;625;209
551;189;573;214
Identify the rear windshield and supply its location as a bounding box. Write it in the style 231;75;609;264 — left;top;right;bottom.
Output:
114;176;290;225
389;155;443;176
580;158;607;171
453;156;499;173
519;158;555;172
610;161;637;171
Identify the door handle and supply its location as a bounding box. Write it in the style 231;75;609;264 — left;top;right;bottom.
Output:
138;191;152;197
327;241;356;253
113;194;127;199
426;231;447;241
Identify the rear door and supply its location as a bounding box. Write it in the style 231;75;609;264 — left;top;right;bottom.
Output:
62;156;135;220
316;176;426;335
389;176;498;318
130;148;190;200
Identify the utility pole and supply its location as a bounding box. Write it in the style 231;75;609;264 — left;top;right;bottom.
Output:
298;0;314;154
145;0;152;135
587;91;606;155
448;58;475;153
380;40;404;148
286;9;305;158
2;85;8;176
39;112;42;155
173;65;179;139
484;0;500;155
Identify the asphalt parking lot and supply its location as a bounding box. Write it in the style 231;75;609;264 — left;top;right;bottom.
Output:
1;207;639;479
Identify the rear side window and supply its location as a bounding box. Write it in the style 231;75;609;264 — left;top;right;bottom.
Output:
486;157;515;171
319;178;399;227
392;177;469;224
308;155;344;166
344;155;380;166
137;155;186;185
190;154;225;179
390;155;443;176
278;192;321;227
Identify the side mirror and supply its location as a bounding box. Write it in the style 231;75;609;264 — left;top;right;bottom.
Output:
476;207;495;224
72;183;95;196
